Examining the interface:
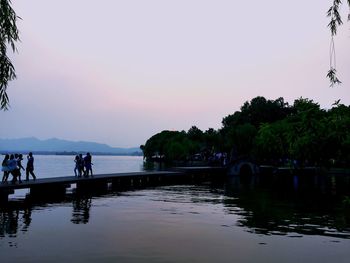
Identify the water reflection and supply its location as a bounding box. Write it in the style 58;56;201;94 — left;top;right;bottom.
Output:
1;172;350;247
223;174;350;239
71;197;92;224
0;195;92;243
0;206;32;248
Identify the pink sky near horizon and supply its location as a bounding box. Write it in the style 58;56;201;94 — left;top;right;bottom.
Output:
1;0;349;147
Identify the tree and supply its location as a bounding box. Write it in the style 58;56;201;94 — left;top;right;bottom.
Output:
0;0;20;110
141;130;191;162
187;126;203;142
221;96;291;131
327;0;350;87
325;104;350;165
225;123;257;158
255;121;288;162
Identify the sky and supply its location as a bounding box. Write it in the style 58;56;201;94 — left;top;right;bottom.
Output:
1;0;349;147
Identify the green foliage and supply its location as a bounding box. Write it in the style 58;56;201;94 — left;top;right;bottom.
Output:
225;123;257;156
255;121;288;160
254;98;350;166
285;99;324;161
326;104;350;164
142;96;350;168
141;130;196;162
187;126;203;141
327;68;342;87
0;0;20;110
141;126;222;163
203;128;221;152
327;0;345;36
222;97;291;130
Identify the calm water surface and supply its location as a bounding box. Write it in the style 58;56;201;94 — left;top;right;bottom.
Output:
28;155;144;177
1;156;350;262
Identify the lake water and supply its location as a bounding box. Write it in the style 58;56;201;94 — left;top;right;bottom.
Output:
21;155;145;178
1;155;350;262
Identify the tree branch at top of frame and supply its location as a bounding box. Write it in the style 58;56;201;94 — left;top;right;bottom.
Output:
0;0;20;110
327;0;349;87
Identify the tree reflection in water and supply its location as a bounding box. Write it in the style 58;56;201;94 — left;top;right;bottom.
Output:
223;173;350;239
0;172;350;246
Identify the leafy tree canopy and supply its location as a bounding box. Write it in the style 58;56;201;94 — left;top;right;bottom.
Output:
142;96;350;168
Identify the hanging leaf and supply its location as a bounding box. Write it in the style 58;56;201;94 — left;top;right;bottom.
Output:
326;68;342;87
326;0;349;87
0;0;20;110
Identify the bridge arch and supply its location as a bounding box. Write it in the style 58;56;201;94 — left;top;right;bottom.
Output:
228;160;259;176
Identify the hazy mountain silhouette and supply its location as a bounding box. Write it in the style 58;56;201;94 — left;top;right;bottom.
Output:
0;137;141;155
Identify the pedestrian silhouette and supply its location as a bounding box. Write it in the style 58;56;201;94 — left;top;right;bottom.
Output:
25;152;36;181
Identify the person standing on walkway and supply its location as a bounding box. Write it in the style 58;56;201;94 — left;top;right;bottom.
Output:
10;153;23;184
26;152;36;181
78;154;84;176
8;154;18;184
84;152;93;177
74;155;80;177
16;154;25;183
1;154;10;183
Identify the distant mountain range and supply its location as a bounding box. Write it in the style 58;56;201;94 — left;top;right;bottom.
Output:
0;137;142;156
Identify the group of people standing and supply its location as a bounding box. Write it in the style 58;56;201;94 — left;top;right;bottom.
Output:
1;152;94;183
74;153;93;177
1;152;36;184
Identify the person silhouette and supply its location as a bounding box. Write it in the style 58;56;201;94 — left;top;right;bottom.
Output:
7;154;19;184
25;152;36;181
78;154;84;177
74;155;81;177
12;154;24;184
1;154;10;183
17;154;25;182
83;153;93;177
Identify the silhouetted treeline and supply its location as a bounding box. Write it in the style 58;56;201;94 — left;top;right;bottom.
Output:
141;97;350;167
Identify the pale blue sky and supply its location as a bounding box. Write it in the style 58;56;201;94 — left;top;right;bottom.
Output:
1;0;349;147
